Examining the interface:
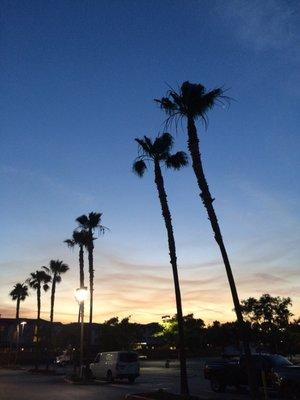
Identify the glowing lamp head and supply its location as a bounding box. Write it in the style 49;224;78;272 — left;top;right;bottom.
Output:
75;287;88;303
20;321;27;326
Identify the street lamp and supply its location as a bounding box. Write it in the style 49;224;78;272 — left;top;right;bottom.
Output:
20;321;27;335
16;321;27;364
75;287;88;378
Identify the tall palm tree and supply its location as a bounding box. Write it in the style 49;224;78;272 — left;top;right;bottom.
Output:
46;260;69;323
27;268;51;335
65;230;89;291
9;283;29;320
133;132;189;395
76;212;106;324
155;81;257;398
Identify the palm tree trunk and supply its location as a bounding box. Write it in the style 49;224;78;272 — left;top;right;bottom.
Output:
79;245;84;288
15;297;20;365
48;277;56;369
16;297;20;320
79;245;85;325
186;116;258;398
50;277;56;323
154;160;189;395
36;286;41;370
88;240;94;324
37;286;41;321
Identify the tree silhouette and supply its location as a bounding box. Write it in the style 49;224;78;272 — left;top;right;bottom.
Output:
27;268;51;322
46;260;69;323
9;283;29;320
133;132;189;395
65;230;89;291
76;212;106;324
27;268;51;369
65;230;90;322
156;81;257;398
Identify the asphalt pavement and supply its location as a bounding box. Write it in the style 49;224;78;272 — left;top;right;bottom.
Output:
0;359;251;400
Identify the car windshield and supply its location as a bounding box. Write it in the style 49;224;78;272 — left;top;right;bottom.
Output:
266;355;293;367
119;352;138;362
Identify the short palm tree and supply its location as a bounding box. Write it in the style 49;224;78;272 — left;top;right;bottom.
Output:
133;132;189;395
76;212;106;324
27;268;51;369
9;283;29;320
45;260;69;323
156;82;257;397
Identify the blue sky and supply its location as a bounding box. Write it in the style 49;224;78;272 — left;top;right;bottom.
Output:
1;0;299;323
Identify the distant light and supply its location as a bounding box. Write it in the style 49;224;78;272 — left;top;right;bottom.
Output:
20;321;27;326
75;287;88;303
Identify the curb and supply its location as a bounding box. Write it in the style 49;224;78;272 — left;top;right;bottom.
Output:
64;377;109;385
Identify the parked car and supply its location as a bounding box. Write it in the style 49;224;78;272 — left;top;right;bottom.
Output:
55;349;72;366
204;354;300;399
89;351;140;383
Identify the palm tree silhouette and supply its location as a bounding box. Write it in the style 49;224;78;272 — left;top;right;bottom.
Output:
65;230;89;292
28;268;51;322
133;132;189;395
156;81;257;398
27;268;51;369
45;260;69;323
65;230;90;324
76;212;106;324
9;283;29;320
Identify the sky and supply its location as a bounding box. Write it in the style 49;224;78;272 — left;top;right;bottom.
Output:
0;0;299;325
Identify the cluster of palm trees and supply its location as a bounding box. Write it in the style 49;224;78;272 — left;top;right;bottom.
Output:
10;261;69;342
9;212;106;350
65;212;107;325
133;81;256;397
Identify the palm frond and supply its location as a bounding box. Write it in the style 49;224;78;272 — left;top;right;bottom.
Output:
135;138;151;155
49;259;69;275
156;81;229;127
166;151;189;170
153;132;174;156
88;212;102;227
64;239;75;248
76;214;89;227
73;230;89;246
132;160;147;177
43;284;50;291
154;97;177;115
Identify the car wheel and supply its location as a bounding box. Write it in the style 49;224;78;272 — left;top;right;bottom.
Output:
210;378;226;393
106;370;113;383
128;376;135;384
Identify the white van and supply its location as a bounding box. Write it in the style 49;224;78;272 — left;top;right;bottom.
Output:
89;351;140;383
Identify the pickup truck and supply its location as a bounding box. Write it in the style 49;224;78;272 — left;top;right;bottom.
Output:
204;354;300;399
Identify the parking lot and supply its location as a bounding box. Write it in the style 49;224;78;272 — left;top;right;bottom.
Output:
0;359;252;400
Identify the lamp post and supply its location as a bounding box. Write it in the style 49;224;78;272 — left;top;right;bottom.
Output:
15;321;27;364
75;287;88;378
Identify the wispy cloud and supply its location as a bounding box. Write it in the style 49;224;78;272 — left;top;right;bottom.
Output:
0;165;95;205
214;0;299;52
